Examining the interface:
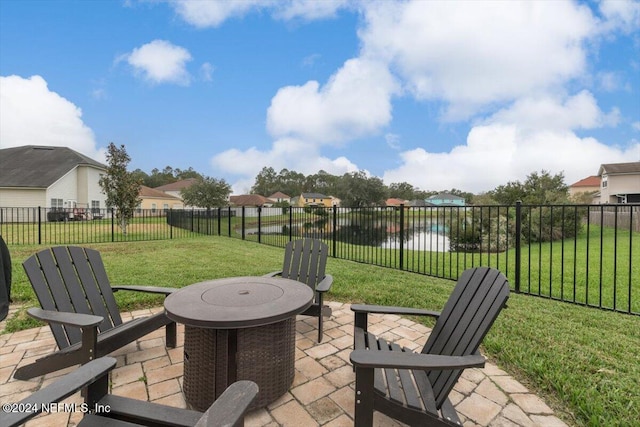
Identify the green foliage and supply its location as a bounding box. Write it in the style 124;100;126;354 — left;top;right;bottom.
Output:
180;176;231;209
338;171;388;207
490;170;569;205
99;143;141;234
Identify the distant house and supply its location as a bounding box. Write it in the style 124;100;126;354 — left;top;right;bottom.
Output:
292;193;332;208
569;176;600;203
385;198;409;208
426;193;466;207
229;194;272;207
597;162;640;204
154;178;198;199
268;192;291;204
0;145;107;219
138;186;183;214
154;178;198;209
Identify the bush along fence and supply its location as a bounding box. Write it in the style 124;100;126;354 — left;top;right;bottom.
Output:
0;207;197;245
168;203;639;316
2;203;638;315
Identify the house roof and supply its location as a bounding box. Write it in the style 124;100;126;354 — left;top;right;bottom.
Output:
229;194;271;206
154;178;198;191
598;162;640;176
0;145;107;188
139;186;181;200
301;192;328;199
427;192;464;200
268;191;290;199
570;176;600;188
385;198;408;206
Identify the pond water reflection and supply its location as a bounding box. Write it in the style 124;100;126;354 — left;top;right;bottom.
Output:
382;231;450;252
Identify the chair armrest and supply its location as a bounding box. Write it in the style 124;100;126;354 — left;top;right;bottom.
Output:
351;304;440;318
195;380;259;427
263;271;282;278
350;350;485;371
27;307;103;328
1;357;117;427
316;274;333;293
111;285;177;295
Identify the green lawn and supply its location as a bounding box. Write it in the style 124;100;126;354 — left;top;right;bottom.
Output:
4;236;639;426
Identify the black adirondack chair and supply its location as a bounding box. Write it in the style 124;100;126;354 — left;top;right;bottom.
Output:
350;267;510;426
3;356;258;427
264;238;333;342
13;246;177;380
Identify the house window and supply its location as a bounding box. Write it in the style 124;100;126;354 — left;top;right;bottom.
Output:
602;179;607;188
91;200;100;213
51;198;63;209
163;204;169;212
151;203;157;213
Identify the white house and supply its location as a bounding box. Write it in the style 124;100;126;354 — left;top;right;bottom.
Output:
0;145;108;220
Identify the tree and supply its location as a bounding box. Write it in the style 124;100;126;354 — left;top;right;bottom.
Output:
251;167;278;196
388;182;418;201
180;176;232;209
99;143;141;235
338;171;388;207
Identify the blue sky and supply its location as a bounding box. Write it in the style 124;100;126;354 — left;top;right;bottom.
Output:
1;0;639;195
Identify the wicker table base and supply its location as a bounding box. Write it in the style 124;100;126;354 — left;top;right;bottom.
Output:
183;318;296;411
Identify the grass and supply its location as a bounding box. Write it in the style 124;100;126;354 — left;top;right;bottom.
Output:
3;236;639;426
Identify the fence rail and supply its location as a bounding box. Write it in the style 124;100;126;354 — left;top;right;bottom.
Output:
2;203;638;316
0;207;197;244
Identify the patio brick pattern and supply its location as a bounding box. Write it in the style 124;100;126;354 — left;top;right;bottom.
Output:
0;302;570;426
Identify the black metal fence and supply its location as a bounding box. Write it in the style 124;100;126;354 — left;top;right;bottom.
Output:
168;203;639;316
0;207;197;245
2;203;637;315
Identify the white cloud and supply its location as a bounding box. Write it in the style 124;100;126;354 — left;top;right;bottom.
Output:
359;0;597;119
0;75;104;161
274;0;352;21
485;91;620;133
266;58;398;143
200;62;214;82
383;121;639;194
169;0;349;27
599;0;640;33
211;137;358;193
122;40;192;85
170;0;273;28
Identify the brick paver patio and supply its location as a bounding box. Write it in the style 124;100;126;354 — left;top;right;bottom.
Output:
0;302;569;426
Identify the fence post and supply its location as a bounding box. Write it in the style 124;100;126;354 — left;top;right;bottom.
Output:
258;206;262;244
217;207;222;236
38;207;42;245
515;201;521;293
169;209;173;239
241;206;246;240
332;205;337;257
288;207;293;242
399;204;405;270
111;208;115;242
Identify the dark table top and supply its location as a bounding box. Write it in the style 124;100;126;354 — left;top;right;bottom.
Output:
164;276;314;328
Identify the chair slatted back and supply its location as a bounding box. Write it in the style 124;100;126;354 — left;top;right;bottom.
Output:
23;246;123;350
421;267;509;408
280;239;328;292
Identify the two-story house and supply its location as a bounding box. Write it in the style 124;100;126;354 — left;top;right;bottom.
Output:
0;145;108;220
598;162;640;204
293;193;332;208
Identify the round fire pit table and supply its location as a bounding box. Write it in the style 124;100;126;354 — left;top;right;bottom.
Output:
164;276;313;411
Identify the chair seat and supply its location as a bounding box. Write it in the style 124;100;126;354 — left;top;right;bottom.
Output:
354;326;462;426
